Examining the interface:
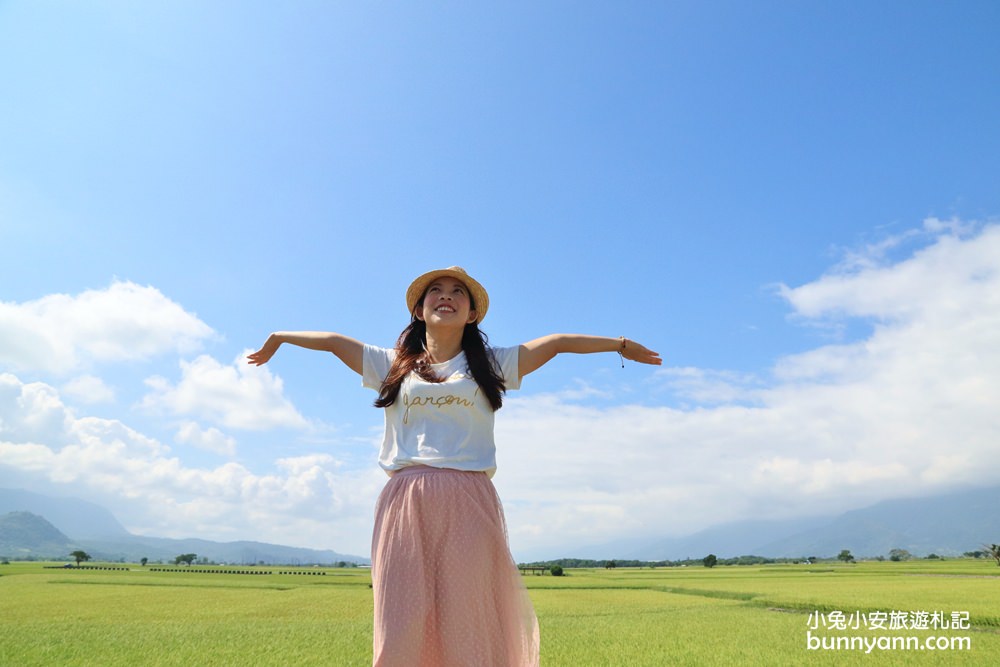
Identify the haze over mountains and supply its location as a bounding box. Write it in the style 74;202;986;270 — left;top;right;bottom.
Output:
0;488;368;564
622;485;1000;561
4;485;998;564
555;485;1000;562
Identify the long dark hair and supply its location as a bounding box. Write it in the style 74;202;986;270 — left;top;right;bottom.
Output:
374;305;507;412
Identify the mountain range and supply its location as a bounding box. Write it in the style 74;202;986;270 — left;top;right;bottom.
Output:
627;484;1000;561
3;485;998;564
0;488;368;564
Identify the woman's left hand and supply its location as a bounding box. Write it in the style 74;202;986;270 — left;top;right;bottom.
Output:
622;339;662;365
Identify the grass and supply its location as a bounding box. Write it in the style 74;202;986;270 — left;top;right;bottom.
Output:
0;565;373;666
526;562;1000;666
1;560;998;665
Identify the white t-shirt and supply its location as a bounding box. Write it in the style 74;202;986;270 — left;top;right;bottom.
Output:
362;344;521;478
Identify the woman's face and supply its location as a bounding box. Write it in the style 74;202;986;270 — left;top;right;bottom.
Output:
416;277;477;326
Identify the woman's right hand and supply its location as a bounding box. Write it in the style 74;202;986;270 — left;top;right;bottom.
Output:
246;331;364;375
246;334;282;366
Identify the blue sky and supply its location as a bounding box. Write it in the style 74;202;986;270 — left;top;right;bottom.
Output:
2;1;998;560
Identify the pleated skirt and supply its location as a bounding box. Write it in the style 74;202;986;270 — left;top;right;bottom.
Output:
371;466;540;667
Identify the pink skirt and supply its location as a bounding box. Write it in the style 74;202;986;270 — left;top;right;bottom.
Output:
371;466;540;667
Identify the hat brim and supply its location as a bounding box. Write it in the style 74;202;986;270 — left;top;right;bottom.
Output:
406;267;489;323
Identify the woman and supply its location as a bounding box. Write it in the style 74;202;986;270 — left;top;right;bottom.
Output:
248;266;661;667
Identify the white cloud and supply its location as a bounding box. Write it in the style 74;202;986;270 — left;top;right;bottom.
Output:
175;421;237;457
0;280;215;374
780;218;998;323
655;367;760;404
0;373;71;446
141;353;309;431
61;375;116;405
0;372;381;554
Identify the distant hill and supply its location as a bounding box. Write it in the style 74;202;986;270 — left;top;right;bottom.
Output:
631;485;1000;561
77;534;368;566
0;488;369;565
0;488;130;540
633;515;833;562
0;511;78;558
752;485;1000;559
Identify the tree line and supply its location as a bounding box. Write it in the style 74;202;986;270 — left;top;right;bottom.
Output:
60;551;362;567
523;545;1000;570
520;555;804;569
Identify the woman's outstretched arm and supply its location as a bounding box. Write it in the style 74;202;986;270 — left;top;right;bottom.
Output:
518;335;661;378
247;331;364;375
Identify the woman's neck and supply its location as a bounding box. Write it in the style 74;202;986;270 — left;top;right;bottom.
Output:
424;327;464;364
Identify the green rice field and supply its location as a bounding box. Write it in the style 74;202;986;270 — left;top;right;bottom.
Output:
1;559;998;665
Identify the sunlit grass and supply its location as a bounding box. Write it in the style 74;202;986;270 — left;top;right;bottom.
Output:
2;560;998;665
0;565;373;666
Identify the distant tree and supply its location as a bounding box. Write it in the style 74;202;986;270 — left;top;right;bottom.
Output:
549;565;564;577
174;554;197;566
140;557;148;567
837;550;854;563
605;560;617;570
888;549;912;562
703;554;717;568
964;550;986;559
985;544;1000;567
70;550;91;565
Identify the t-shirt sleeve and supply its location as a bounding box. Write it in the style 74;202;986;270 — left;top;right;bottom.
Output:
362;345;395;391
493;345;522;391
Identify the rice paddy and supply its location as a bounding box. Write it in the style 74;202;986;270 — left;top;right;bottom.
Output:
1;559;997;665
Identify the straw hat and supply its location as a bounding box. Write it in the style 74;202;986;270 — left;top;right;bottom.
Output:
406;266;489;323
